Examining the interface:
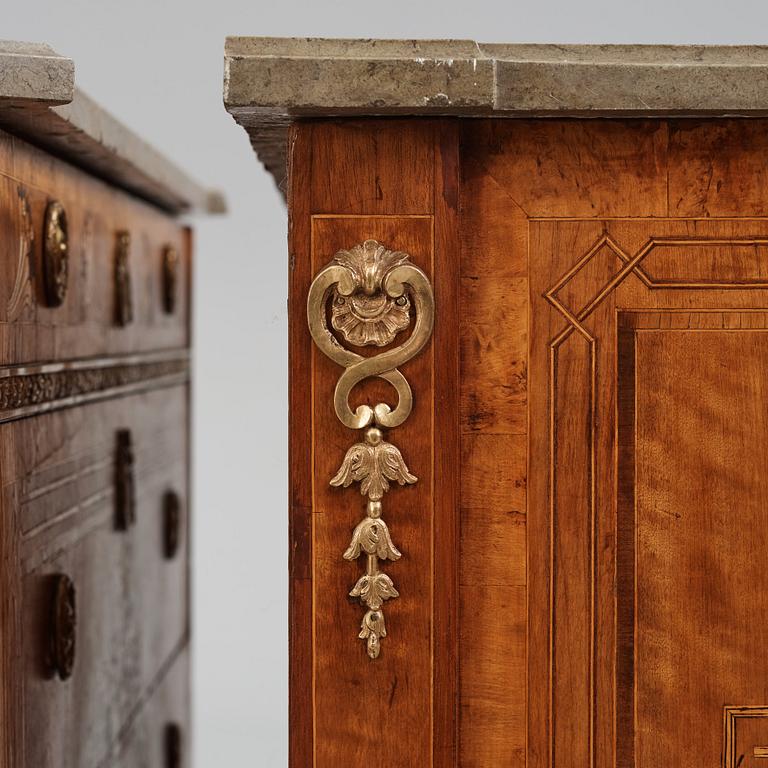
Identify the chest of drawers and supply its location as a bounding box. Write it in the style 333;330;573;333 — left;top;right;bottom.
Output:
226;38;768;768
0;42;217;768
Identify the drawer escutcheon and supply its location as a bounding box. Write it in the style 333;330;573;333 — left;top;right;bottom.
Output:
42;200;69;307
162;245;179;314
114;230;134;326
163;490;183;559
115;429;137;530
164;722;182;768
48;573;76;681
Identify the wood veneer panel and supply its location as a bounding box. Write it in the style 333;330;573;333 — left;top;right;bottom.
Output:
293;117;768;768
529;203;768;768
462;120;668;219
287;122;313;768
104;645;190;766
309;121;435;215
458;122;530;766
669;119;768;217
629;330;768;767
459;142;528;279
459;277;527;436
459;434;526;512
312;215;433;768
0;473;22;768
433;122;461;767
459;584;526;768
289;121;459;768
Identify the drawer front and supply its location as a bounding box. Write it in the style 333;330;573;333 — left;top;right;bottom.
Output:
104;648;191;768
0;385;189;767
0;129;190;366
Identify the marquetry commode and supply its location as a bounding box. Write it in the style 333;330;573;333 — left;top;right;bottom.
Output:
0;42;220;768
226;39;768;767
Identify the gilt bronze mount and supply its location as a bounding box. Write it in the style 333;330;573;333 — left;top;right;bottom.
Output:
307;240;434;658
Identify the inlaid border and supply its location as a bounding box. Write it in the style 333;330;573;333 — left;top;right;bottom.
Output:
540;225;768;768
724;706;768;768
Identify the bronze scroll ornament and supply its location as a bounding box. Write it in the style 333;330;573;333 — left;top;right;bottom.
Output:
307;240;434;658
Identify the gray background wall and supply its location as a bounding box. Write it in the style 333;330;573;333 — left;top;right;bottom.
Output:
7;1;767;764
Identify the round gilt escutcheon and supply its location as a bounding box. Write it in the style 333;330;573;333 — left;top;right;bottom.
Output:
42;200;69;307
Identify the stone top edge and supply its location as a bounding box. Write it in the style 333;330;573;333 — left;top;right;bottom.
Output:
0;40;64;57
0;40;74;104
224;37;768;114
225;37;768;66
52;89;226;215
225;37;485;59
0;41;223;215
223;37;768;199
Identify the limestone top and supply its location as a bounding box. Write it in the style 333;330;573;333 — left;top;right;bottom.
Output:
224;37;768;191
1;41;223;215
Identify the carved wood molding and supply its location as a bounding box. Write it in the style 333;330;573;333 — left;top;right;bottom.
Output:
724;706;768;768
545;231;768;343
0;351;189;423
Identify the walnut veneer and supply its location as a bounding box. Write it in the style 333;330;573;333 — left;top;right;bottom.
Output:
286;117;768;768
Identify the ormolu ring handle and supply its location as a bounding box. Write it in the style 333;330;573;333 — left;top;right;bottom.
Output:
306;248;434;429
306;264;412;429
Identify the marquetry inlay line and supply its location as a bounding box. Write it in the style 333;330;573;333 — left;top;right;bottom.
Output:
616;237;768;289
546;232;768;343
8;188;34;322
547;330;597;768
724;706;768;768
22;486;114;544
310;214;434;219
0;349;189;424
22;455;112;503
545;232;636;345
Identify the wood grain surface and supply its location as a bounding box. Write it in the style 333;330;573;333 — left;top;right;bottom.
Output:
633;330;768;766
100;646;190;768
289;120;459;768
291;117;768;767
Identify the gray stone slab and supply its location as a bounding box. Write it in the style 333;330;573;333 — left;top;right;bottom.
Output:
224;38;768;194
487;44;768;113
0;40;74;105
225;37;494;111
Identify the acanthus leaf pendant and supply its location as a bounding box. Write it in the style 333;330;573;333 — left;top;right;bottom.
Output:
307;240;434;658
